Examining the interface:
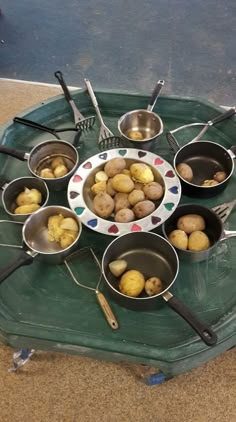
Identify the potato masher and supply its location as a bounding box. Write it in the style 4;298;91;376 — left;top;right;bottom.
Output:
166;107;236;153
212;199;236;222
84;78;122;151
64;247;119;330
54;70;96;132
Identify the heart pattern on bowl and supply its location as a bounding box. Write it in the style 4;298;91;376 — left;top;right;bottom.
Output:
73;175;82;183
118;150;127;157
154;158;164;165
165;170;175;178
87;219;98;228
151;216;161;225
164;203;175;211
108;224;119;234
99;153;108;160
75;207;85;215
69;191;79;199
82;161;92;169
168;186;179;194
138;151;147;158
131;224;142;232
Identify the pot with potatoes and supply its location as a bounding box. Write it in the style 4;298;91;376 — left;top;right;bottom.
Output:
102;231;217;346
0;206;82;284
162;203;236;263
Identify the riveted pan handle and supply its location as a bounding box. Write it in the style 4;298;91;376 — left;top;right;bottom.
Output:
55;70;73;103
13;117;61;140
0;250;34;284
0;145;26;161
147;80;165;112
162;291;217;346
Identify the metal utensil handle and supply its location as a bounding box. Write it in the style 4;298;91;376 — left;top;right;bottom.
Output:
96;291;119;330
163;291;217;346
209;107;236;125
0;250;34;284
54;70;74;103
147;79;165;112
84;79;105;126
13;117;61;139
0;145;26;161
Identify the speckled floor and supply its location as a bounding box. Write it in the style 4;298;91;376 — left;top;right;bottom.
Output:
0;80;235;422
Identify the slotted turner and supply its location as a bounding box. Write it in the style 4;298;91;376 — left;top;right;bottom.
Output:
212;199;236;223
84;78;122;151
166;107;236;153
54;70;96;132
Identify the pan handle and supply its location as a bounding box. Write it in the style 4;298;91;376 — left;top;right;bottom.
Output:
162;291;217;346
54;70;74;103
147;80;165;112
209;107;236;125
13;117;61;140
0;145;26;161
96;291;119;330
0;250;34;284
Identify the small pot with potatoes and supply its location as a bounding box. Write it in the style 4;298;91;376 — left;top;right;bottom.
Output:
162;203;236;263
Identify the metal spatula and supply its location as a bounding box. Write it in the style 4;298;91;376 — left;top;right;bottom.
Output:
212;199;236;222
166;107;236;153
54;70;96;132
84;78;122;151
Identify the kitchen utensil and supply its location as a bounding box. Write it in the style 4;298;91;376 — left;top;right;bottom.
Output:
102;231;217;346
173;141;236;198
162;203;236;263
13;116;82;146
67;147;181;236
166;107;236;153
212;199;236;222
84;78;122;150
54;71;95;132
117;80;165;150
0;139;79;191
64;247;119;330
0;206;82;283
0;176;49;222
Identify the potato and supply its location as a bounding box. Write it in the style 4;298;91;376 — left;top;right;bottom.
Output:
176;163;193;182
40;168;55;179
95;170;108;183
108;260;128;277
145;277;163;296
51;156;65;170
188;230;210;251
47;214;65;242
91;181;107;195
60;217;79;231
168;229;188;250
114;208;135;223
111;174;134;193
201;179;219;187
177;214;206;234
93;192;115;219
128;189;145;206
130;163;154;184
127;130;143;140
122;169;131;177
14;203;41;214
104;158;127;178
143;182;164;200
134;182;144;190
16;187;42;206
59;231;77;249
213;171;227;183
133;200;155;219
53;164;68;178
106;178;117;197
119;270;145;297
114;192;131;212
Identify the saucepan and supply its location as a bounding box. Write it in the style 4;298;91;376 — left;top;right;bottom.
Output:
0;139;79;191
162;203;236;263
102;231;217;346
0;205;82;283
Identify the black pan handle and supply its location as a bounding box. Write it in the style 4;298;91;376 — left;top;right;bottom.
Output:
0;145;26;161
54;70;73;103
162;291;217;346
0;250;34;284
210;107;236;125
13;117;61;140
147;80;165;112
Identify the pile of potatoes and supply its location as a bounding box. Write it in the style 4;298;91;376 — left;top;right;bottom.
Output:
47;214;79;249
40;156;69;179
176;162;227;186
14;187;42;214
91;157;164;222
168;214;210;251
108;259;163;297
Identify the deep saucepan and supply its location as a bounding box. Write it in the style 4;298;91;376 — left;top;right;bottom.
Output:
102;231;217;346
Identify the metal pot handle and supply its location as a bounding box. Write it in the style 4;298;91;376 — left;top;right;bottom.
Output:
147;80;165;112
0;250;34;284
162;291;217;346
0;145;26;161
221;229;236;241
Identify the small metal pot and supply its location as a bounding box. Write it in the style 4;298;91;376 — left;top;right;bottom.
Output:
162;203;236;263
117;80;165;150
0;176;49;222
0;139;79;191
102;231;217;346
0;206;82;284
174;141;236;198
